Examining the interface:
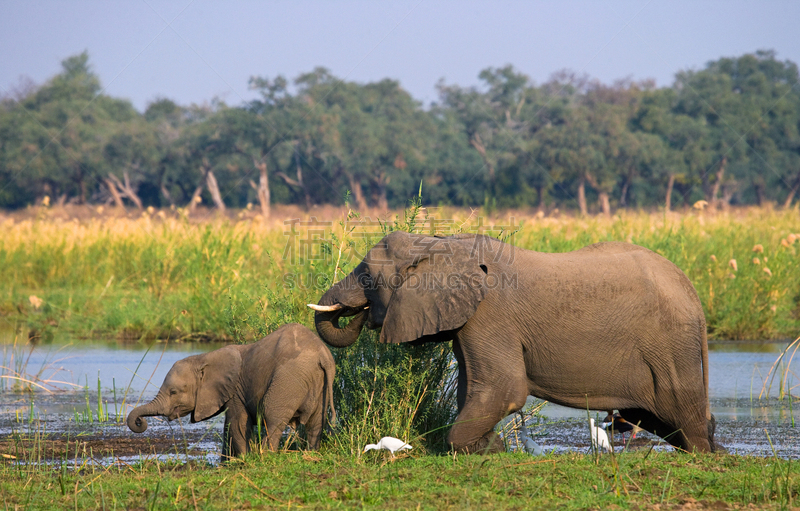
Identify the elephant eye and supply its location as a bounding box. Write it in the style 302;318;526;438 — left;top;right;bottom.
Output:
170;389;177;395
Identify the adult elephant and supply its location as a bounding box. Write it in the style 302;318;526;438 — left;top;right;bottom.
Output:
309;231;719;453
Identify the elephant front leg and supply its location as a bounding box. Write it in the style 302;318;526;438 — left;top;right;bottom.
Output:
448;383;528;454
449;337;528;454
222;401;252;459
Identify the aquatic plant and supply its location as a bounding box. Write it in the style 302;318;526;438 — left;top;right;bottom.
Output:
761;336;800;401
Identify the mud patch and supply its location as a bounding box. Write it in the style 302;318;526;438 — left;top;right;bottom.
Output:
0;431;211;461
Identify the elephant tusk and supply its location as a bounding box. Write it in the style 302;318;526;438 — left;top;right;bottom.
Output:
307;303;343;312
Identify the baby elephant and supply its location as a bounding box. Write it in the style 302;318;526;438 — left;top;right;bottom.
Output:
127;323;336;458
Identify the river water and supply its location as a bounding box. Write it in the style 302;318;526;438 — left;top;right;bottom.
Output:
0;334;798;461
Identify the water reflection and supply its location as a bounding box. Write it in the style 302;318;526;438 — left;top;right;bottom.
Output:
2;335;798;403
1;332;799;459
709;341;799;401
1;332;223;395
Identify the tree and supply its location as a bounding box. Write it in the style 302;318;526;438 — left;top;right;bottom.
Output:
244;75;302;217
437;66;532;205
179;104;228;212
672;51;800;208
144;98;186;207
3;52;144;206
103;115;158;209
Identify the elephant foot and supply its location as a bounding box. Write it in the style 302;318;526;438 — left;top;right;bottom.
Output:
707;414;726;453
454;432;506;455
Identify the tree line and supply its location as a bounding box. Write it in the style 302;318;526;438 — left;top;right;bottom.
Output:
2;50;799;215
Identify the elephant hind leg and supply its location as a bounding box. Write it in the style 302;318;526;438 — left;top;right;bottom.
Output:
618;408;711;453
302;407;323;450
260;382;310;451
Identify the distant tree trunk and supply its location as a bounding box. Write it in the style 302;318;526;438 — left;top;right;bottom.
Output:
187;184;203;213
122;170;144;209
584;172;610;216
250;159;270;218
75;167;86;204
708;156;727;208
783;178;800;208
535;184;546;212
721;181;736;210
577;178;588;216
105;177;126;208
160;183;175;207
205;169;225;212
665;173;675;212
276;150;312;210
619;174;631;207
753;181;765;207
344;171;368;211
598;192;611;216
108;171;143;209
376;189;388;211
372;170;389;211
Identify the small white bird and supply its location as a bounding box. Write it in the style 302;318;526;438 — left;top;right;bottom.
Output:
516;413;544;455
589;418;611;452
517;426;544;455
363;436;412;456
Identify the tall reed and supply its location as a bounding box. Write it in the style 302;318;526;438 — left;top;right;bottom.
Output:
321;193;458;454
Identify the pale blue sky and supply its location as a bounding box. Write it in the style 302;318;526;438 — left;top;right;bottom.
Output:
2;1;799;112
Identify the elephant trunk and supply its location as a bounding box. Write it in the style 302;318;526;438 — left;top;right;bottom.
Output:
127;395;166;433
314;270;369;348
315;309;368;348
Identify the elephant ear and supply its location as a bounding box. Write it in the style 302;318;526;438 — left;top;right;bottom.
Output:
193;346;242;422
380;234;489;344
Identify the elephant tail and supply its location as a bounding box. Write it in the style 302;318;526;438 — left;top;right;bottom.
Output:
320;358;337;430
700;316;710;422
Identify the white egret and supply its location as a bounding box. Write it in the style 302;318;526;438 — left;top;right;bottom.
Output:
363;436;412;456
516;415;544;456
589;418;611;452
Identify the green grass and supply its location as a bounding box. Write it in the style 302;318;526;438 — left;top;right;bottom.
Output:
0;449;797;510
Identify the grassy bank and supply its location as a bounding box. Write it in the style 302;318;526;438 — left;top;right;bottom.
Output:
0;449;797;510
1;204;798;342
1;204;799;510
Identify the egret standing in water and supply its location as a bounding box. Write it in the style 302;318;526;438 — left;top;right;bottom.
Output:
589;418;611;452
363;436;412;457
516;413;544;455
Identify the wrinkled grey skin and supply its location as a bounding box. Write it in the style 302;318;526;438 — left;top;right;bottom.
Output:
127;324;336;459
315;231;720;454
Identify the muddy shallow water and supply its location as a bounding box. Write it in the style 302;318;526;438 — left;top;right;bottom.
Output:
0;337;798;465
526;398;800;459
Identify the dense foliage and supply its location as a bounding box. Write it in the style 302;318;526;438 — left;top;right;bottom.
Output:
2;50;800;213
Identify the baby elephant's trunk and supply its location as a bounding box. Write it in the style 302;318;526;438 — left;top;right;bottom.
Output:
127;398;163;433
